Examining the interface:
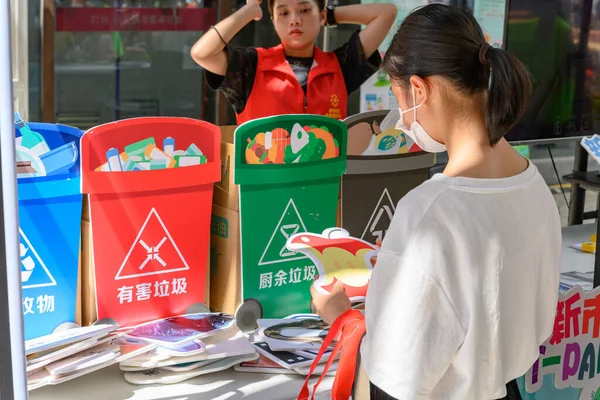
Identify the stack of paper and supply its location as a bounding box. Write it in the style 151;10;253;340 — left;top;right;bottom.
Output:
26;324;153;391
234;315;338;376
560;270;594;292
118;313;258;385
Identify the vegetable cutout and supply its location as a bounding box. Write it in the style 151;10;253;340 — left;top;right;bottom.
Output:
291;123;310;154
244;122;339;165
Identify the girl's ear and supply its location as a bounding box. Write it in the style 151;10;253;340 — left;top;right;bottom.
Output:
320;8;327;26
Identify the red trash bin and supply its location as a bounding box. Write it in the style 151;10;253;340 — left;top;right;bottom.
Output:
81;117;220;328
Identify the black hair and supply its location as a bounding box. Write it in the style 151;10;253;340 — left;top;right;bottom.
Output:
382;4;532;146
268;0;326;15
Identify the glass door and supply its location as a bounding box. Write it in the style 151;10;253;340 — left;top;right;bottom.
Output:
52;0;217;129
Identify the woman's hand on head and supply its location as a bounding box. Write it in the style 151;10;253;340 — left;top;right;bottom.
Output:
246;0;263;21
310;281;352;326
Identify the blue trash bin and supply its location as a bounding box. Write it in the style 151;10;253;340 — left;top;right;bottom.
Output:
17;122;83;340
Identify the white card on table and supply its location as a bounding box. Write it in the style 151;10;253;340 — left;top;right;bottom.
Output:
25;325;116;356
124;353;259;385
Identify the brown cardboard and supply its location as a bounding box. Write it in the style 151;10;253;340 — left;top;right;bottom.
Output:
213;184;239;212
214;126;238;209
75;241;82;327
81;220;97;327
210;203;241;315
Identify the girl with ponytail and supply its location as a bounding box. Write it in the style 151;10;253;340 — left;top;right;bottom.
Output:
308;4;561;400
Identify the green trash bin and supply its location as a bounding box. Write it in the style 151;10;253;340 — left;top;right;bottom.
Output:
234;115;347;318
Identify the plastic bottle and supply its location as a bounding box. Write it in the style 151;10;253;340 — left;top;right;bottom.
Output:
14;112;50;157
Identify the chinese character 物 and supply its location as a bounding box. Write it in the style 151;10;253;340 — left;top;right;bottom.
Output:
118;285;134;304
259;272;273;289
136;283;152;301
289;267;302;284
274;270;287;287
36;295;55;314
154;280;170;297
172;278;187;295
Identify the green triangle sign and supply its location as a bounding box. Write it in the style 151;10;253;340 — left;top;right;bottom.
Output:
259;198;308;266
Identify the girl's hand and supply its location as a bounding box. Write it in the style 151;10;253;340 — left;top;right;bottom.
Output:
310;281;352;326
246;0;263;21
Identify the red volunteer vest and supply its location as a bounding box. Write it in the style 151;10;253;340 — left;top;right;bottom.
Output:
236;44;348;124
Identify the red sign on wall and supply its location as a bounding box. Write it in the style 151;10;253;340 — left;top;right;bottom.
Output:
56;7;217;32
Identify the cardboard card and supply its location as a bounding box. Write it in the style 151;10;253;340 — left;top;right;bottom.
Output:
125;313;235;346
234;353;298;375
257;318;329;352
28;334;154;391
124;353;259;385
160;360;216;372
294;360;339;376
25;325;117;356
253;342;315;369
27;368;51;391
27;334;113;372
285;228;377;302
155;339;206;357
116;342;158;362
293;348;336;363
45;343;120;376
120;364;152;372
28;368;50;386
122;328;254;369
284;314;322;320
29;358;117;391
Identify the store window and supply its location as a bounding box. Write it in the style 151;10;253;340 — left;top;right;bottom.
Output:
50;1;217;129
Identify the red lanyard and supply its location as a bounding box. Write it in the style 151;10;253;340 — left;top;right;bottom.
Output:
298;309;366;400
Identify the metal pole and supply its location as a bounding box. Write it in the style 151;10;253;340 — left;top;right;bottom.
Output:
0;0;28;398
568;144;587;226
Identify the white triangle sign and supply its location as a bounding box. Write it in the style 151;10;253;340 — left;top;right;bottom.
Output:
115;208;190;280
361;188;396;242
259;198;308;266
20;228;57;289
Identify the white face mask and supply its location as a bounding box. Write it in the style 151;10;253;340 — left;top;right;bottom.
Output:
394;86;447;153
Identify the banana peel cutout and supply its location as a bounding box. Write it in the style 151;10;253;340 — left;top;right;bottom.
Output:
285;228;378;302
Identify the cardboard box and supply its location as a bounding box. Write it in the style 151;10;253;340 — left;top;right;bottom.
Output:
81;195;96;327
80;195;211;327
214;126;238;211
210;126;241;314
210;203;241;314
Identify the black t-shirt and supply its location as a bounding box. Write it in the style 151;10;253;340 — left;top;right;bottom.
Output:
206;30;382;115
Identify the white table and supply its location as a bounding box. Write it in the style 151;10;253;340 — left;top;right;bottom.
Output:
561;223;596;274
29;364;332;400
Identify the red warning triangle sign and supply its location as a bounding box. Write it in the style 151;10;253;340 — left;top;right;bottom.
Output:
115;208;190;280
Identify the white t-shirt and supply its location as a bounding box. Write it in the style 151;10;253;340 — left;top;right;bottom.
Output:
361;161;561;400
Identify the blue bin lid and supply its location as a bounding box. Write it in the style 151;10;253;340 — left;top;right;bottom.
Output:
17;123;83;201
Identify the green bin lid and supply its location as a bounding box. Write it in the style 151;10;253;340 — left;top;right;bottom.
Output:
234;114;347;186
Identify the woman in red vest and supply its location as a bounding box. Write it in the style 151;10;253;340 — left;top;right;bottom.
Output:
190;0;397;124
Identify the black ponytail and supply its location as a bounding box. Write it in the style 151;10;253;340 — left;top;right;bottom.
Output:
484;47;532;145
382;4;532;146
